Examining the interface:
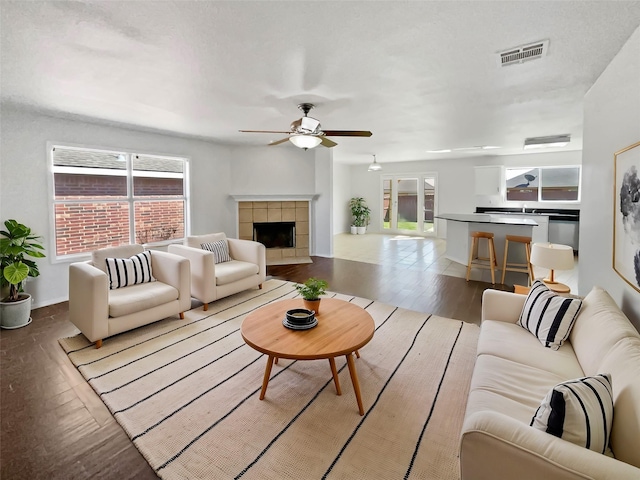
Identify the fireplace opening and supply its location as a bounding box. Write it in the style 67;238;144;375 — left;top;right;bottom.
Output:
253;222;296;248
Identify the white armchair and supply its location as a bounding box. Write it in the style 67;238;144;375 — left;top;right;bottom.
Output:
168;233;266;311
69;244;191;348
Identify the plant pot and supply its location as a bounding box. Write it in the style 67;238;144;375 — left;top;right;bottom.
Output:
0;293;32;329
303;298;321;315
350;225;358;234
356;226;366;234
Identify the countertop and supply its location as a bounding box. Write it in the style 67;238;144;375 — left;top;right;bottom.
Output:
436;213;538;226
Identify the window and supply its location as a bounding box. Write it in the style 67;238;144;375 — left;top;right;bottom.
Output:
51;146;188;258
505;166;580;202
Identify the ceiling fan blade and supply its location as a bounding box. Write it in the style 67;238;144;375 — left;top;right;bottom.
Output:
320;137;338;148
239;130;292;134
268;137;291;146
321;130;372;137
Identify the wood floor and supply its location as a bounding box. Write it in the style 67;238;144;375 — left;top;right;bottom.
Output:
0;257;507;479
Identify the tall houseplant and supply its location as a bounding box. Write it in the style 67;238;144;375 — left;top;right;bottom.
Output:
0;219;46;329
349;197;371;234
295;277;328;315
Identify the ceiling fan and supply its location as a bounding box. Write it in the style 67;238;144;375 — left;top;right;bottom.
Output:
239;103;372;149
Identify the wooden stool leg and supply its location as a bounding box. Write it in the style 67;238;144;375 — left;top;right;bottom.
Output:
501;239;509;284
525;243;534;286
488;238;496;285
466;237;476;281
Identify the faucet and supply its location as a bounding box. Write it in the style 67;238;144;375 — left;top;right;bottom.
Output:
522;204;527;213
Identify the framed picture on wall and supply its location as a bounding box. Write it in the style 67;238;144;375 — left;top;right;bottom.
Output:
613;141;640;293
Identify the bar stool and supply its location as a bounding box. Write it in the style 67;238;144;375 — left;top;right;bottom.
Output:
465;231;497;284
501;235;534;285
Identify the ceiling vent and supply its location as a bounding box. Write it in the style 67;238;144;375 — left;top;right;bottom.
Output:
497;40;549;67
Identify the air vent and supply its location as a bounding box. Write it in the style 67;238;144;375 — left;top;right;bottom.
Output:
497;40;549;67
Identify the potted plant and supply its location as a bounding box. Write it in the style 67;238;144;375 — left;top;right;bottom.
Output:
349;197;371;235
0;219;46;329
295;277;328;315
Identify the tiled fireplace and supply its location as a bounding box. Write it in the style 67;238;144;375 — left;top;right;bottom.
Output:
237;201;311;265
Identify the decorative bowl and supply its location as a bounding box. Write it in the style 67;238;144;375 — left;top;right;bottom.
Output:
285;308;315;325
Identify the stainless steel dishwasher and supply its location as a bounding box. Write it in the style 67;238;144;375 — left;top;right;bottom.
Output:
548;214;579;252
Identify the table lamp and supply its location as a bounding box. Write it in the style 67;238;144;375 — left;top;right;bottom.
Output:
530;242;574;293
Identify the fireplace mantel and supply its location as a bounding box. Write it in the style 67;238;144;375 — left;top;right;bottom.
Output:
230;194;319;202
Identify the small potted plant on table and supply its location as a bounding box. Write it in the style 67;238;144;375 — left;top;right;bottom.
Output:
349;197;371;234
295;277;328;315
0;219;46;329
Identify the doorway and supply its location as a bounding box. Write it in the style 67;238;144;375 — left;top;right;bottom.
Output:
382;174;437;235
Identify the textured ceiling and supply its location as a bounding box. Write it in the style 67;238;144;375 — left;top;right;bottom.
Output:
2;1;640;165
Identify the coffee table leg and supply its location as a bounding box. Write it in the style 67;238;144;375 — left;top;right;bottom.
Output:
346;352;364;416
355;350;360;359
259;355;275;400
328;357;342;396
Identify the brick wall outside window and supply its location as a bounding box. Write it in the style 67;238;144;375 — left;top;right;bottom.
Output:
54;173;186;256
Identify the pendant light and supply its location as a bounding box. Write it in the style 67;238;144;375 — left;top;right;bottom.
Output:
368;154;382;171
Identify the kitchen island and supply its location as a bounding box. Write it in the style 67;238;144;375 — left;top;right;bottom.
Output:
436;214;538;279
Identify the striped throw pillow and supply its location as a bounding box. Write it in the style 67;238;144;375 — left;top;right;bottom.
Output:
105;250;155;290
531;374;614;454
201;240;231;264
517;280;582;350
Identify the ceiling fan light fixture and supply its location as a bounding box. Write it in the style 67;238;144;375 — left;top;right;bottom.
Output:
523;134;571;150
368;154;382;171
289;134;322;150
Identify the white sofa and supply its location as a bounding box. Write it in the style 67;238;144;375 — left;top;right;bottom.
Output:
69;245;191;348
168;233;265;311
460;287;640;479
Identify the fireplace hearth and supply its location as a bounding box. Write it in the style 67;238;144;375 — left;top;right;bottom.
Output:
254;222;295;248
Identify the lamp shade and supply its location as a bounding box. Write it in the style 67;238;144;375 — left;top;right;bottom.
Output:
530;243;574;270
289;134;321;149
368;154;382;171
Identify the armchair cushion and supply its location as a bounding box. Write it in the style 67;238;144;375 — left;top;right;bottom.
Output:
215;260;259;286
106;250;155;289
108;281;179;318
201;240;231;264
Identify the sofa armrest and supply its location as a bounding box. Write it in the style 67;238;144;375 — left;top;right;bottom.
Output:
68;261;109;343
150;250;191;311
481;289;526;324
167;244;215;304
461;411;640;480
227;238;266;282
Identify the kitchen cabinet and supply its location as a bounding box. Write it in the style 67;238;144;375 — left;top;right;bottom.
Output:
474;166;503;196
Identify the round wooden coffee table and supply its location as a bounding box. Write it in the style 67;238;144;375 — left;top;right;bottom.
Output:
241;298;375;415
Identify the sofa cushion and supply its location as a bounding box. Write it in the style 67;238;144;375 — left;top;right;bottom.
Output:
518;280;582;350
214;260;259;286
467;354;575;423
478;320;584;379
105;251;155;289
569;286;640;376
108;281;178;317
531;374;613;455
201;240;231;264
92;244;144;273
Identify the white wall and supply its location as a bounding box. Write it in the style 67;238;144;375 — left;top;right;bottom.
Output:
332;162;352;233
314;148;333;257
0;106;234;308
229;145;315;194
581;26;640;328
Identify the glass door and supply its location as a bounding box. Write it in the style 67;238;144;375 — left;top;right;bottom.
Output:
381;174;437;235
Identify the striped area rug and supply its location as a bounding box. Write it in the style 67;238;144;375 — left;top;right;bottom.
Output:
59;279;479;479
